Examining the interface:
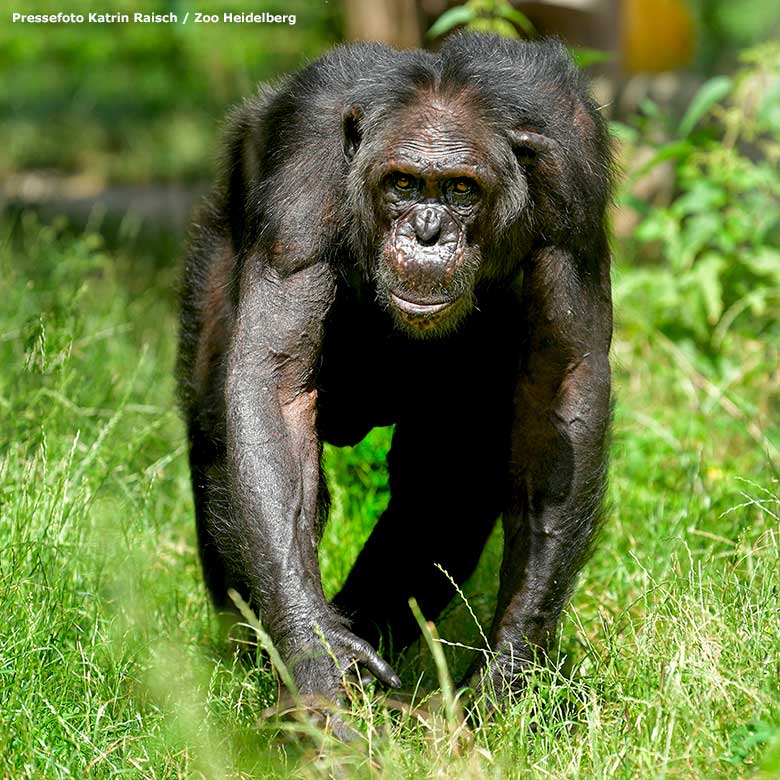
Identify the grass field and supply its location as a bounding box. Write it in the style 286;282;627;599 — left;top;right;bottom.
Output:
0;212;778;779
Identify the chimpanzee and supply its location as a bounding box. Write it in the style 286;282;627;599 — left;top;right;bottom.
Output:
176;33;613;715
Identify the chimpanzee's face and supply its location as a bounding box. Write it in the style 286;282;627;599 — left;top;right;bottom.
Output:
371;99;494;337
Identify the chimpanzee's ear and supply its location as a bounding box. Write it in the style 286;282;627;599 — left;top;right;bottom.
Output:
507;129;557;165
342;104;364;162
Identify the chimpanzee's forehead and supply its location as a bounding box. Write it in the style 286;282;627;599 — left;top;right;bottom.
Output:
380;94;495;174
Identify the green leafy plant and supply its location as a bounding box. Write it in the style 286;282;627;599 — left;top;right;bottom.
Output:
618;42;780;358
427;1;614;74
427;0;535;39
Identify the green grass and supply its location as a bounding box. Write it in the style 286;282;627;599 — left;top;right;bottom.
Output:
0;212;778;779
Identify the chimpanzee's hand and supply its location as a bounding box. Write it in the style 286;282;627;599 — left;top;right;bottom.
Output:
471;657;528;707
287;617;400;694
462;637;538;711
275;617;400;740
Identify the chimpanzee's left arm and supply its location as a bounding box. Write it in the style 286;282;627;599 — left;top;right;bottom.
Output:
486;241;612;696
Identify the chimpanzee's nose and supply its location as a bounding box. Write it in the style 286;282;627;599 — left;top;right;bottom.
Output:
414;208;442;245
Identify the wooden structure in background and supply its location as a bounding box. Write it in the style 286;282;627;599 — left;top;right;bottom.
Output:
343;0;422;48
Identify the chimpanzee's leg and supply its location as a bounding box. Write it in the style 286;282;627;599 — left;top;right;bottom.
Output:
333;410;507;651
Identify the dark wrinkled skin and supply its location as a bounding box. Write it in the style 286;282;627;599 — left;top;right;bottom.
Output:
176;33;613;721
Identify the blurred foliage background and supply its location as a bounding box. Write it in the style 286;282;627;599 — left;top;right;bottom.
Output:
0;0;340;182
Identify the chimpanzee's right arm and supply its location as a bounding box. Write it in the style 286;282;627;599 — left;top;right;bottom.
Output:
223;253;400;700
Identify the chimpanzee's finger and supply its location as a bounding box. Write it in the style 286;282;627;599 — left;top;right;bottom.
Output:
347;636;401;689
339;659;374;688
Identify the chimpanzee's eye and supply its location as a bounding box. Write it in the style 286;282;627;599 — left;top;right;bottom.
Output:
446;177;479;204
392;173;415;191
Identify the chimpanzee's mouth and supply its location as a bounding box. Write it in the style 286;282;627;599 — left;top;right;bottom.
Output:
389;292;456;317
